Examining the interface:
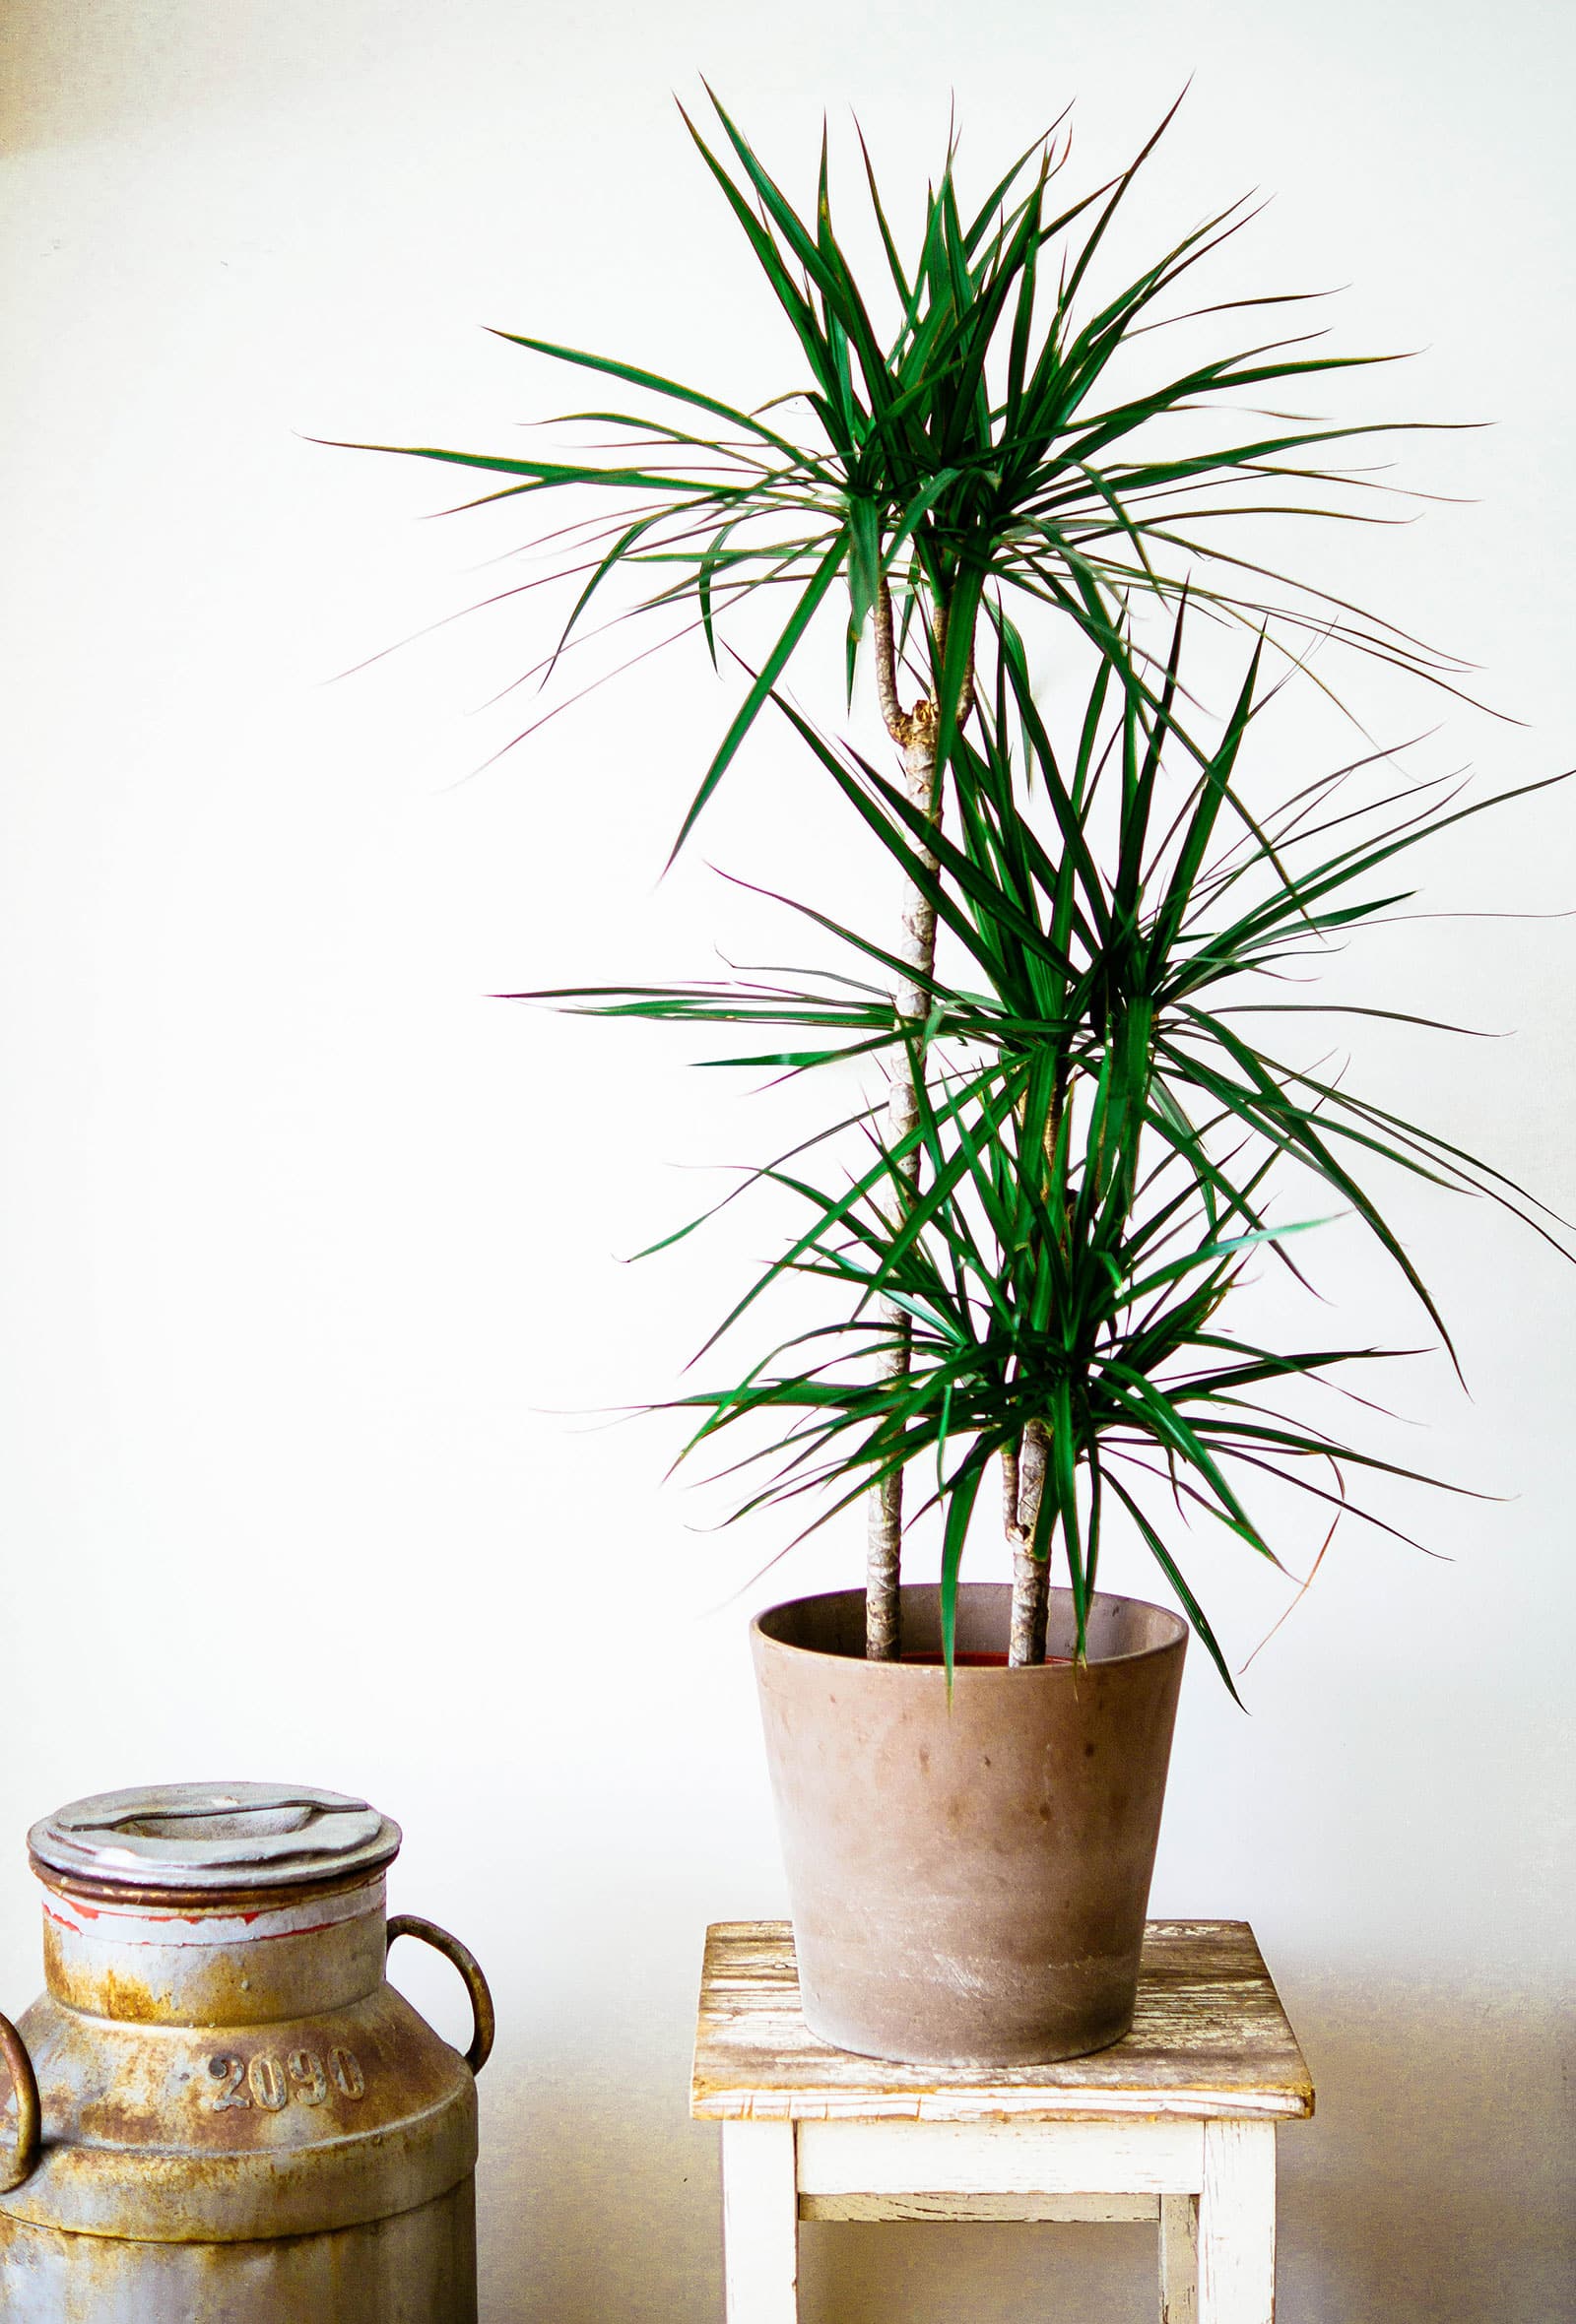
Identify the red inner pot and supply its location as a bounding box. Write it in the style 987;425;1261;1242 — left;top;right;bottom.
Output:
899;1649;1073;1666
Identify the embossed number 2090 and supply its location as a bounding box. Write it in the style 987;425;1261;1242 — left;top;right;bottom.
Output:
206;2047;364;2108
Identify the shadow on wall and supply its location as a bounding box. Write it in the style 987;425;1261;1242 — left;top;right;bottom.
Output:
477;2045;723;2324
475;1983;1573;2323
1278;1979;1573;2324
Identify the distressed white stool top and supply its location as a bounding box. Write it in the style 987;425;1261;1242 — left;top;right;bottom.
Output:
690;1920;1313;2125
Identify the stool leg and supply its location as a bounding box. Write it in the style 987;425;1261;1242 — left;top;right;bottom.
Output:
1197;2120;1276;2324
720;2120;799;2322
1159;2193;1199;2323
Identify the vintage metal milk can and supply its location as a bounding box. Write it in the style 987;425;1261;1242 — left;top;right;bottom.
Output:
0;1781;493;2321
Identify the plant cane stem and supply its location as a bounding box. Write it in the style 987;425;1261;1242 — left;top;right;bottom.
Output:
1003;1060;1068;1662
864;581;952;1661
1006;1420;1051;1664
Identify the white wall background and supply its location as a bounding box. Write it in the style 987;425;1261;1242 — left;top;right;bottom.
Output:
2;3;1572;2317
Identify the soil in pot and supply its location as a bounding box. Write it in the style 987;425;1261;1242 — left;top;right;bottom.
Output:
752;1582;1187;2067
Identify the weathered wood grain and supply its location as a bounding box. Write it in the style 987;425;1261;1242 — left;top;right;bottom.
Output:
691;1921;1314;2124
1160;2191;1200;2324
721;2120;798;2324
1199;2119;1276;2323
796;2117;1205;2197
799;2191;1160;2223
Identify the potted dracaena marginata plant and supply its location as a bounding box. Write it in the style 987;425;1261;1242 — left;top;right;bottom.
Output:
342;96;1569;2063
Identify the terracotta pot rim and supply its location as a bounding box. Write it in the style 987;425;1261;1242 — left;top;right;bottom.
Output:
753;1581;1188;1672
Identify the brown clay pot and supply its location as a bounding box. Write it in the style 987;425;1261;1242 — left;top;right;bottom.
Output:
752;1582;1187;2066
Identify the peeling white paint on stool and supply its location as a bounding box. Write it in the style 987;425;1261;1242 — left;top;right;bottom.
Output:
693;1920;1307;2324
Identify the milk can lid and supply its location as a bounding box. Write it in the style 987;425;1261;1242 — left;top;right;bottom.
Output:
29;1782;402;1892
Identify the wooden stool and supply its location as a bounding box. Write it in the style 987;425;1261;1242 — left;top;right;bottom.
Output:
691;1920;1313;2323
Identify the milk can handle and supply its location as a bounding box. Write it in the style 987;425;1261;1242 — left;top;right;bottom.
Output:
386;1914;495;2077
0;2014;40;2193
